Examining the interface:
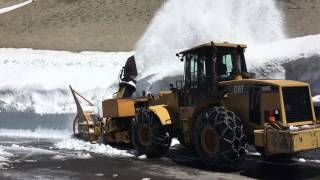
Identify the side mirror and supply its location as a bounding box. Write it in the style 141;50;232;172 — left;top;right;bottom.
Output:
176;53;184;62
169;83;174;89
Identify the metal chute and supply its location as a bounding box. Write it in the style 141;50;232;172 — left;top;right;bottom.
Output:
114;55;138;98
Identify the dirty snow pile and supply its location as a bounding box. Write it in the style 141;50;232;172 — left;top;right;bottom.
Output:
0;146;13;169
54;139;134;157
54;138;180;158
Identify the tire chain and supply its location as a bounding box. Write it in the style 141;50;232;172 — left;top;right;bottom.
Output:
132;108;171;157
197;106;248;168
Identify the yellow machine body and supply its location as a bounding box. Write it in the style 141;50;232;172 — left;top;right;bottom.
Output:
149;105;172;125
254;126;320;155
102;99;136;118
218;79;320;155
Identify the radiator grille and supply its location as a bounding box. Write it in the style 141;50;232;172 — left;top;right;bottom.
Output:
282;87;313;123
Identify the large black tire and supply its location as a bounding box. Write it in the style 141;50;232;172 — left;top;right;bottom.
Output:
193;106;247;169
131;108;171;158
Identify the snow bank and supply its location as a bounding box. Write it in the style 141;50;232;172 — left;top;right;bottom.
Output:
0;128;72;139
0;48;132;114
246;35;320;79
54;139;134;157
0;48;132;91
0;0;33;14
0;35;319;137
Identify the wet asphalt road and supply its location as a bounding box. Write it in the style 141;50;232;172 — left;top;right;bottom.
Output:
0;137;320;180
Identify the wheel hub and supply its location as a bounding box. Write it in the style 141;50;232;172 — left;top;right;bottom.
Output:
138;127;152;146
200;127;219;155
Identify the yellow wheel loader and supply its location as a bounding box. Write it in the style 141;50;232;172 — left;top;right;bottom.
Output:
71;43;320;168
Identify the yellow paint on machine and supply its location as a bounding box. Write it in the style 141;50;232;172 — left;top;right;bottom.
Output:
149;105;172;125
254;126;320;155
102;99;135;118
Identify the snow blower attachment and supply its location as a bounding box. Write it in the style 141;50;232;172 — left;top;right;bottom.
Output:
69;85;102;142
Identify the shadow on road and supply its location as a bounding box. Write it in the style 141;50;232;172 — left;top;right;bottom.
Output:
166;144;320;180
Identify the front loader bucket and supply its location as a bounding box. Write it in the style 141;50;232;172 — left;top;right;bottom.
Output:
69;85;102;142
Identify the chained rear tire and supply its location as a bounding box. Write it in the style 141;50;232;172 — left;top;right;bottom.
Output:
131;108;171;158
194;106;247;169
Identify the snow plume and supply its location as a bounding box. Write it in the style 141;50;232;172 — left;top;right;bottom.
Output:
135;0;285;76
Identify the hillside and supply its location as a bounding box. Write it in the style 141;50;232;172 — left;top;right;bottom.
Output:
0;0;319;51
0;0;165;52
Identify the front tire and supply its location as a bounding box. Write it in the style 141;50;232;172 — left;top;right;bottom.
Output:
193;106;247;169
131;108;171;158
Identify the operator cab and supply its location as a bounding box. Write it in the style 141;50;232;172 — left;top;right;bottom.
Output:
176;42;249;106
179;42;248;85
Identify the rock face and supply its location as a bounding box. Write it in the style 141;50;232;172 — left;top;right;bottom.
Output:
0;0;319;51
278;0;320;37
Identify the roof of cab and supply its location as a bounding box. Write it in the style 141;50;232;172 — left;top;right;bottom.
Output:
179;42;247;55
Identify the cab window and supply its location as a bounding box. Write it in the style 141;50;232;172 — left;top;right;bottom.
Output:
184;53;199;88
222;54;233;76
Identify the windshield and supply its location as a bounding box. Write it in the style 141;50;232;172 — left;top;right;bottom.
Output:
216;48;246;80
